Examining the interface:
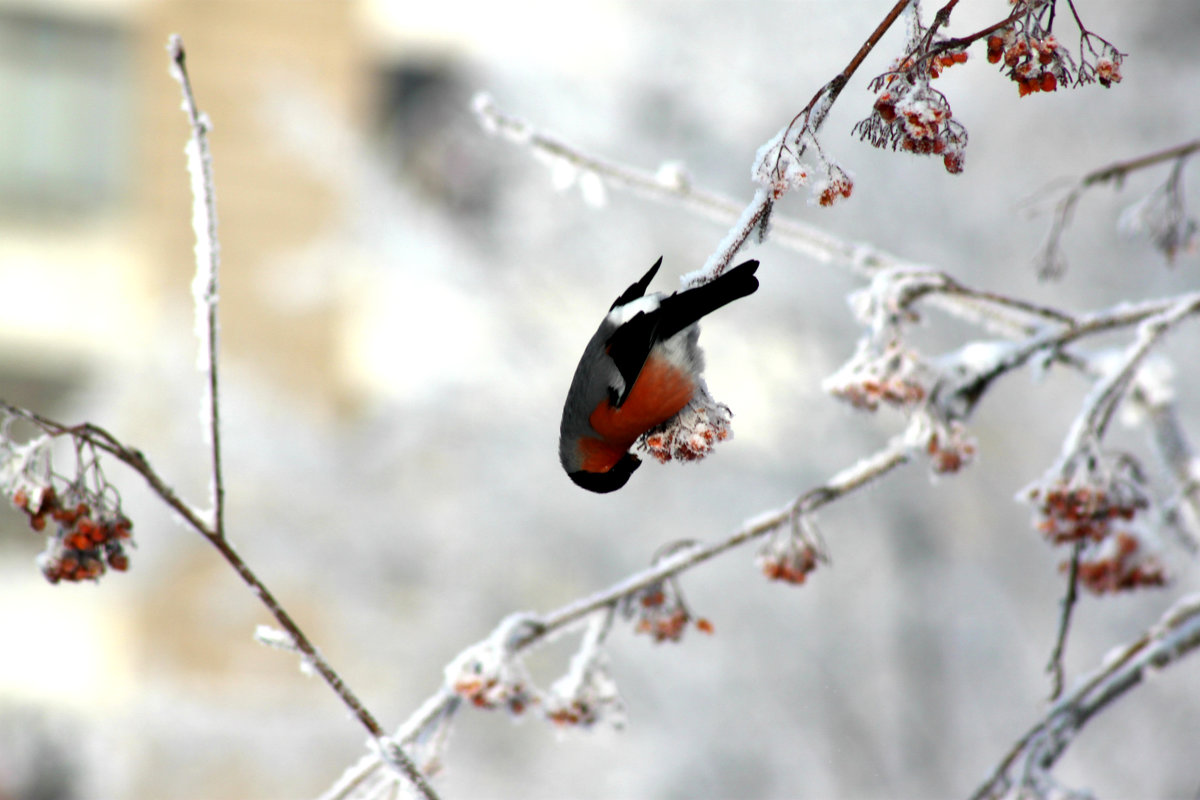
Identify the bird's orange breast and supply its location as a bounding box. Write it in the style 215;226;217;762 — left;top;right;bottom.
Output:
579;355;695;472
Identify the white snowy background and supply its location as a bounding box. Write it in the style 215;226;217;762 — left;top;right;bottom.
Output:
1;1;1198;798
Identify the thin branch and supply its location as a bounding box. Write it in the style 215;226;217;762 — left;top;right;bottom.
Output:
1136;393;1200;553
1057;293;1200;466
167;35;226;540
970;593;1200;800
524;440;911;645
485;0;909;285
0;400;440;800
1079;138;1200;189
473;96;1107;342
474;93;868;275
1033;137;1200;277
774;0;914;172
943;293;1200;415
156;74;436;774
1046;540;1083;701
323;440;914;798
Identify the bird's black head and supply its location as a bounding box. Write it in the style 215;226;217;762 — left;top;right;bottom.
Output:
568;453;642;493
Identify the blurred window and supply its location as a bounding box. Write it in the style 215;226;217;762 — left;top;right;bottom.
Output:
0;9;131;217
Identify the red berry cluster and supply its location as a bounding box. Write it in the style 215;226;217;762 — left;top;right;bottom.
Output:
859;84;968;174
639;395;731;464
925;420;977;475
12;483;133;583
987;32;1066;96
544;668;625;729
1029;483;1145;545
625;581;711;643
548;703;603;728
758;534;821;585
546;698;599;727
452;672;535;715
816;167;855;208
1093;57;1122;88
825;341;930;412
926;50;970;79
1071;532;1166;594
1027;471;1165;594
855;40;970;175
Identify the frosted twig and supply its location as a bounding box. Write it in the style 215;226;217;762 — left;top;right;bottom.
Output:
1033;138;1200;277
932;294;1200;418
1046;540;1083;701
0;397;439;800
1135;393;1200;552
1055;293;1200;473
766;0;914;181
1077;138;1200;189
473;96;1086;340
324;440;913;799
168;36;443;800
970;593;1200;800
167;35;226;539
532;441;910;641
690;190;773;285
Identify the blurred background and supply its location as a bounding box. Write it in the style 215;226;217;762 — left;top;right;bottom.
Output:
0;0;1198;798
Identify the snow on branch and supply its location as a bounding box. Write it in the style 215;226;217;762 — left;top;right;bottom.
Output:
970;592;1200;800
1;37;441;800
460;78;1200;793
321;439;913;799
1032;138;1200;277
167;34;226;539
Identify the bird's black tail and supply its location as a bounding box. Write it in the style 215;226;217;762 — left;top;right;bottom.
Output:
656;259;759;340
609;257;663;310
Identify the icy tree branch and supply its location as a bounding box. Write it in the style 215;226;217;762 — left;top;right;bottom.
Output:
163;36;437;800
0;36;439;800
1034;137;1200;276
323;440;913;798
1055;293;1200;471
474;96;1090;341
970;592;1200;800
167;35;226;538
0;399;440;800
461;91;1200;800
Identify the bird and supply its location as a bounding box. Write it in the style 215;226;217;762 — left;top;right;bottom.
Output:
559;257;760;493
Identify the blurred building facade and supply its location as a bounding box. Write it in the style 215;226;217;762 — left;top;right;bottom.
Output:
0;0;427;418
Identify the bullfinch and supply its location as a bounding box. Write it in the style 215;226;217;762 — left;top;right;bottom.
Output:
559;257;760;493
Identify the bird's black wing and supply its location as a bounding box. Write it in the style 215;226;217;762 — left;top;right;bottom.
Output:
604;308;661;408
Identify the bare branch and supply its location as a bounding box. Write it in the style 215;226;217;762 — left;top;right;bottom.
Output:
167;35;227;541
0;397;440;800
970;593;1200;800
1080;138;1200;189
771;0;914;175
1056;293;1200;467
1033;137;1200;277
325;440;913;798
1046;541;1083;701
